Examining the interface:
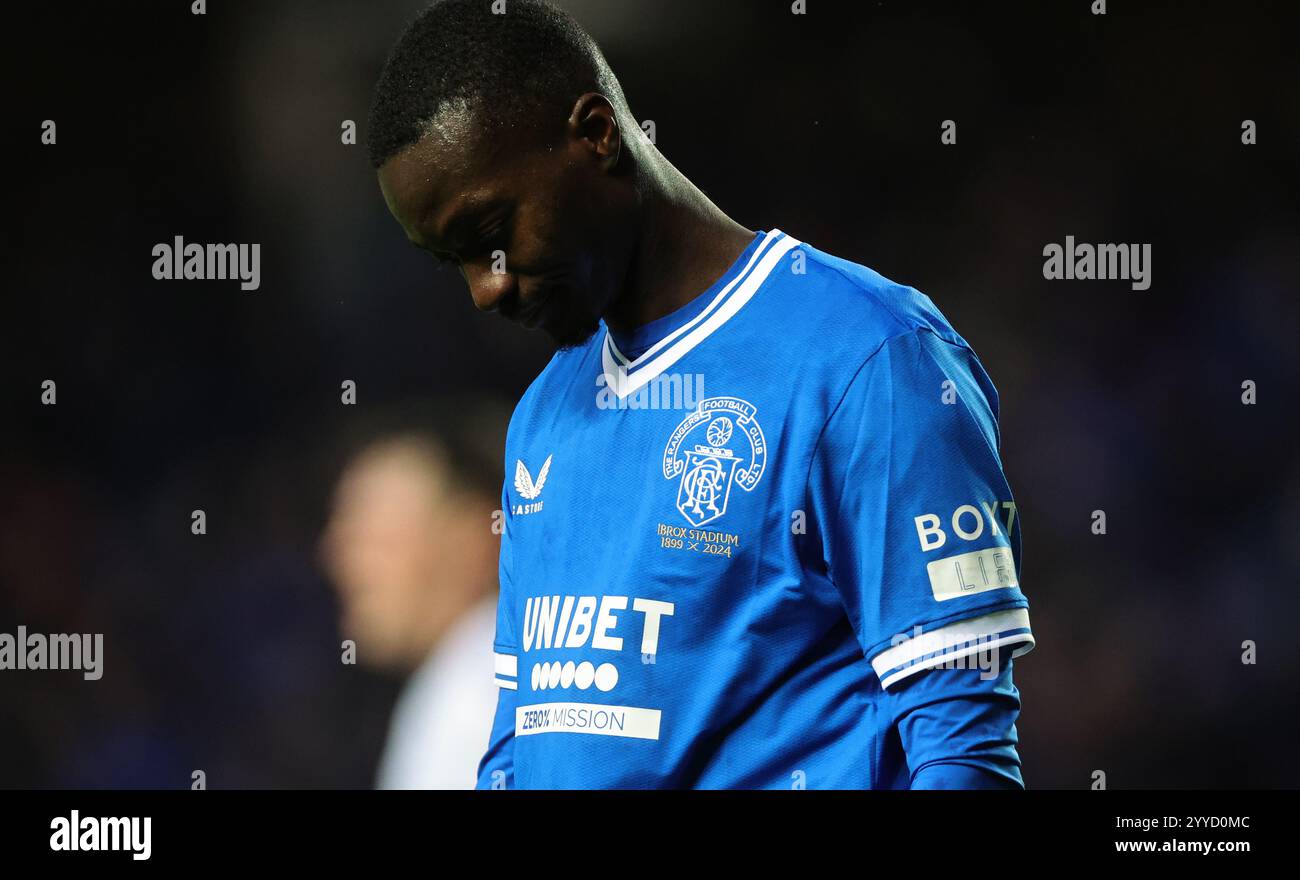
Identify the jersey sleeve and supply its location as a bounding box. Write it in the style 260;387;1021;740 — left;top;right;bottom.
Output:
808;327;1035;691
475;483;519;790
890;644;1025;788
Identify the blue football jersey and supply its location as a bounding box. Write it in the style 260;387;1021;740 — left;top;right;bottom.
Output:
477;228;1034;789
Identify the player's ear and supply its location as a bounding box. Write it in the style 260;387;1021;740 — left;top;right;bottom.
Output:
567;92;621;171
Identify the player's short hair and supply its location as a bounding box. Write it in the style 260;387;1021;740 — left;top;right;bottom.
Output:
366;0;631;169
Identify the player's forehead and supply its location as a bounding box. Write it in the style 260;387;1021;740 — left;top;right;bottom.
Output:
378;108;510;250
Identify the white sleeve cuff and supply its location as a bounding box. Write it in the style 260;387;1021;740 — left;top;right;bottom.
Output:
493;651;518;689
870;607;1034;689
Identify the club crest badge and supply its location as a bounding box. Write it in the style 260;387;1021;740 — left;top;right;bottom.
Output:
663;397;767;527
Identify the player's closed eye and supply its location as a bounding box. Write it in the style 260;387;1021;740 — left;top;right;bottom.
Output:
463;221;509;263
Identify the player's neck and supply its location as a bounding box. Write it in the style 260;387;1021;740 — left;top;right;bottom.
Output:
605;168;753;336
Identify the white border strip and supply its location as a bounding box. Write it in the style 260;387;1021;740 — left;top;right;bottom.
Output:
608;229;784;370
493;652;517;678
602;231;801;398
871;608;1034;689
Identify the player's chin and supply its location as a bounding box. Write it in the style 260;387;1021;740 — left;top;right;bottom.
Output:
539;297;601;350
548;321;600;351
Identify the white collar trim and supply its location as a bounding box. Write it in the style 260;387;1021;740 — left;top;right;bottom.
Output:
601;229;799;398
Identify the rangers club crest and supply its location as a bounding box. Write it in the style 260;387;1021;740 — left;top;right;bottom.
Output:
663;397;767;527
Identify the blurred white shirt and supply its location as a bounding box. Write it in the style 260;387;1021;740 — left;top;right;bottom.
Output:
376;594;498;789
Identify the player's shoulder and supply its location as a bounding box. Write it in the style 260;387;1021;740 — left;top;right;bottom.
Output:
773;234;973;358
779;236;1001;423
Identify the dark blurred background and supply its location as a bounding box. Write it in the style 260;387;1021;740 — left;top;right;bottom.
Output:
3;0;1297;788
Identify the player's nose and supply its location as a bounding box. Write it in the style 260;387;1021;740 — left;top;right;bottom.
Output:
462;261;516;313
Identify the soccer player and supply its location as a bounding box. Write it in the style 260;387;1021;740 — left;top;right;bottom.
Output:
367;0;1035;789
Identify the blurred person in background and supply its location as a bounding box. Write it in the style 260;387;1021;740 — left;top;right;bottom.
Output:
319;401;508;789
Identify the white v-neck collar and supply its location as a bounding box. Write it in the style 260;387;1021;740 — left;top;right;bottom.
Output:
600;229;800;398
